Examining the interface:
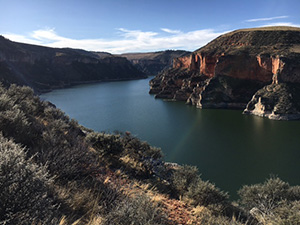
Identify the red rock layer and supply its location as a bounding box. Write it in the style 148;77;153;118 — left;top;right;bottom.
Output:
172;53;291;83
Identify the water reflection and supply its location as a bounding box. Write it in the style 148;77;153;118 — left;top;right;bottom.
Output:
41;77;300;198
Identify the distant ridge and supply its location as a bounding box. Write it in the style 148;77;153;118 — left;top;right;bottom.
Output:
0;36;146;92
120;50;190;76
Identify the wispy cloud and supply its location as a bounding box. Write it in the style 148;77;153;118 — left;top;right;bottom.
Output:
245;15;288;23
3;28;226;54
161;28;181;34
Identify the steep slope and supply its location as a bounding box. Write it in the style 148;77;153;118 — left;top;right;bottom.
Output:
2;83;300;224
120;50;190;75
0;36;146;92
150;26;300;120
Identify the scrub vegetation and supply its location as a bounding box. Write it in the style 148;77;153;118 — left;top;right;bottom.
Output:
1;83;300;224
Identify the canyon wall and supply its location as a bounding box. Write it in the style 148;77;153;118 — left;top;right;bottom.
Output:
0;36;146;92
172;52;289;82
150;27;300;120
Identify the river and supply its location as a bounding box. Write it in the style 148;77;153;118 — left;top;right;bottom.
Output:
41;77;300;198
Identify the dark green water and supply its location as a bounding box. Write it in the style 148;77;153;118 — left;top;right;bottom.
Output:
41;77;300;198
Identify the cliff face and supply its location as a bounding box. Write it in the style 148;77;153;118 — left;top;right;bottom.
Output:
150;26;300;120
120;50;190;76
0;36;146;92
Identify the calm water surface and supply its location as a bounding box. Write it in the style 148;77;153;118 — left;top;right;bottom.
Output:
41;77;300;198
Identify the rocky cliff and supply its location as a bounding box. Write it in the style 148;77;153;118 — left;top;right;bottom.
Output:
150;26;300;120
120;50;190;76
0;36;146;92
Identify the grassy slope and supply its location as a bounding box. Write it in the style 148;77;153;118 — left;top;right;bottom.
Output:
1;84;300;224
194;26;300;56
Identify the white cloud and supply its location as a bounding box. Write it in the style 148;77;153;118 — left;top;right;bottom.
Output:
2;27;226;54
245;15;288;23
261;22;300;27
118;28;158;40
31;28;66;42
2;33;42;45
161;28;181;34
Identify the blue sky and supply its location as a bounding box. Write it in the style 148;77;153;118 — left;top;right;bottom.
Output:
1;0;300;53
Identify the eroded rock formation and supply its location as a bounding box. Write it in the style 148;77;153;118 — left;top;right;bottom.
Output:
150;26;300;120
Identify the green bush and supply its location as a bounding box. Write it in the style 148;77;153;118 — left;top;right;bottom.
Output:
0;133;59;224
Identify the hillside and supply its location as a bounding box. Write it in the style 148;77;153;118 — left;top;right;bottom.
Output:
1;83;300;224
120;50;190;75
150;26;300;120
0;36;146;92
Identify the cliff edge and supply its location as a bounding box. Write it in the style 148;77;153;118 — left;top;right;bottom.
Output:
150;26;300;120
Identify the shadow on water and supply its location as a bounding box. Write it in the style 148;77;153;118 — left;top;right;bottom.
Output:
41;77;300;199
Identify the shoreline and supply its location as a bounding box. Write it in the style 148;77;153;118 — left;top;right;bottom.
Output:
37;75;148;94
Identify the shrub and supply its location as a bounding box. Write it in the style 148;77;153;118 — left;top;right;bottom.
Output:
198;209;245;225
103;194;168;225
269;201;300;224
39;126;96;180
238;177;291;214
54;178;122;224
0;106;30;138
44;105;70;122
121;132;163;160
86;132;123;158
86;132;163;178
171;165;199;197
238;177;300;224
187;178;229;207
0;85;43;147
0;133;59;224
6;84;40;115
170;165;229;209
0;92;14;111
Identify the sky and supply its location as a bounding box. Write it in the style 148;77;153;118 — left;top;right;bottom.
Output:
1;0;300;53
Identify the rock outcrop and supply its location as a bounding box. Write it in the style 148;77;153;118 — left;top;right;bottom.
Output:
150;26;300;120
120;50;190;76
0;36;146;92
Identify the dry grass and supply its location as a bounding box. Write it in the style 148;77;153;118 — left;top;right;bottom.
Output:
229;26;300;34
290;44;300;53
